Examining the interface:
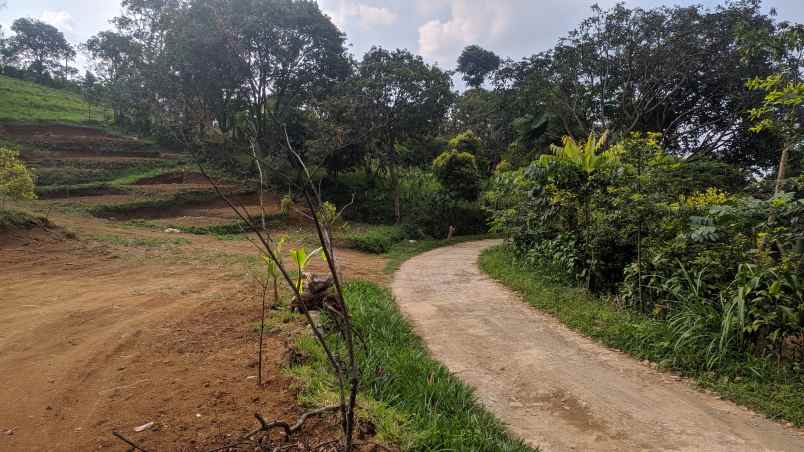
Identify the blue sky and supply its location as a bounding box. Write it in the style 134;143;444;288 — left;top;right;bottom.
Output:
1;0;803;71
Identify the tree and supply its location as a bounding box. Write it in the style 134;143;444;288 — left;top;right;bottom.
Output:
457;45;501;89
8;18;75;82
349;47;453;222
0;147;36;209
433;149;481;201
80;71;103;121
740;21;804;193
448;130;481;155
213;0;350;158
499;3;781;171
747;75;803;194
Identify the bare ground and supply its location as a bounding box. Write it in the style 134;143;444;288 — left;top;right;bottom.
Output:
391;239;804;452
0;214;387;451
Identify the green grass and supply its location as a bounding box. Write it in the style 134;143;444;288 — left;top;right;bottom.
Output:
88;188;237;218
0;207;50;232
289;281;535;451
346;224;407;254
89;233;191;248
36;162;189;197
479;244;804;427
0;75;111;124
383;234;496;273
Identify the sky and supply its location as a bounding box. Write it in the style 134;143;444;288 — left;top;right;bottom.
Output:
1;0;803;74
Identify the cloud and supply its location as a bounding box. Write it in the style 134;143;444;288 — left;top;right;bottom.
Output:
323;1;398;30
417;1;512;63
39;10;74;32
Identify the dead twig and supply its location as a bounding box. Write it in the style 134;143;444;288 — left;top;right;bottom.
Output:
112;431;151;452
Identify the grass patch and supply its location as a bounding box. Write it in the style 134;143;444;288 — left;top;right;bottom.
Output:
89;233;190;248
289;281;535;451
36;163;189;198
479;244;804;427
0;75;111;124
88;189;238;218
0;208;50;232
346;224;407;254
383;234;496;273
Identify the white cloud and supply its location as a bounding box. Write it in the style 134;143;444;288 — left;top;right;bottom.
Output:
417;0;512;63
39;10;74;32
322;1;398;30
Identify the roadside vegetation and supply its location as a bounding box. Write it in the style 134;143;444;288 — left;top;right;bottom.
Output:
480;245;804;426
290;281;535;451
1;0;802;449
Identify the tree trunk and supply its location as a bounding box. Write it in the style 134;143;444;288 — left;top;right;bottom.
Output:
390;165;401;224
774;143;791;196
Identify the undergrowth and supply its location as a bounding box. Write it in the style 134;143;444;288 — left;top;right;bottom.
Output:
479;244;804;427
346;225;407;254
0;208;50;232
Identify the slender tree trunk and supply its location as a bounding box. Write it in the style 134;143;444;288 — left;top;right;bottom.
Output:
257;279;268;386
774;143;791;196
390;165;401;224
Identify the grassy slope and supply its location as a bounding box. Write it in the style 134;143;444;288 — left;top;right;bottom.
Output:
480;244;804;427
290;281;535;451
0;75;110;124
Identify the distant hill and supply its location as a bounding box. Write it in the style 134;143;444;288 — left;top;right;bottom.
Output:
0;75;111;124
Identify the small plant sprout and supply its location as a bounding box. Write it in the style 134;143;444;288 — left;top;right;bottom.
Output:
256;235;287;386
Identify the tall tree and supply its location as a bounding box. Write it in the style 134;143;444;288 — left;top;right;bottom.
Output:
349;47;453;222
457;44;501;89
500;2;781;171
211;0;350;158
8;18;75;82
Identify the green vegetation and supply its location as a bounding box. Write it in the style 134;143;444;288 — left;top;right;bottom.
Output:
88;189;237;218
0;208;49;232
289;281;535;451
90;233;190;248
346;225;407;254
480;245;804;426
0;146;36;208
0;75;109;124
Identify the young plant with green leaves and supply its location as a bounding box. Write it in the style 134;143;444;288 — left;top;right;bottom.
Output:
258;236;287;386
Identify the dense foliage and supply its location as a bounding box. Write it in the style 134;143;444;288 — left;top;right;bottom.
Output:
0;146;36;208
485;131;803;368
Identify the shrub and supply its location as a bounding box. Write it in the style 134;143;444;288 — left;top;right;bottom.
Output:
0;146;36;209
447;130;482;155
347;225;407;254
432;150;481;201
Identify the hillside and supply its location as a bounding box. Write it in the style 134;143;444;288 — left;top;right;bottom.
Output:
0;75;110;124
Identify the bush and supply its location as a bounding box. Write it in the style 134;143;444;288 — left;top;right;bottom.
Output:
347;225;407;254
326;168;489;239
432;150;481;201
0;146;36;208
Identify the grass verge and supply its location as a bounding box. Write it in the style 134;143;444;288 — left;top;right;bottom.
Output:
479;244;804;427
288;281;535;451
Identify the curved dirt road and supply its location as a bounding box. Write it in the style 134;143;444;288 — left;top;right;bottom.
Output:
392;239;804;452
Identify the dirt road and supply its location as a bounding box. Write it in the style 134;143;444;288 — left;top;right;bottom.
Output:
392;239;804;452
0;221;386;451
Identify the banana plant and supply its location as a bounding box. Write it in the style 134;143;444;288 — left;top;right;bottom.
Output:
289;246;323;293
540;130;620;175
